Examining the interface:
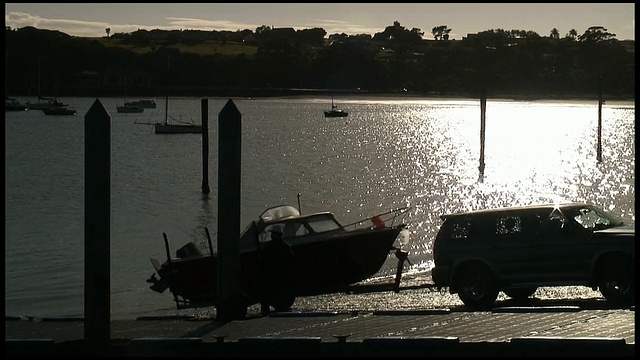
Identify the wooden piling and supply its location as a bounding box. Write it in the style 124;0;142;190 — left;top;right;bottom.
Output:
84;99;111;349
201;98;210;194
597;76;603;163
216;99;244;321
479;89;487;176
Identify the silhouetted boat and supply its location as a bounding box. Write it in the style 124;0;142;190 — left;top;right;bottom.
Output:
124;99;156;108
26;55;68;110
117;104;144;113
5;97;28;111
154;56;202;134
42;107;77;115
117;77;144;113
146;204;410;314
324;96;348;117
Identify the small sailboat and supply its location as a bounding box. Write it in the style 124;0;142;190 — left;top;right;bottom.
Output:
26;55;68;110
117;76;143;113
154;56;202;134
324;96;348;117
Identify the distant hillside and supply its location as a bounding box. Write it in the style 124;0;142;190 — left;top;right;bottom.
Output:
5;26;635;100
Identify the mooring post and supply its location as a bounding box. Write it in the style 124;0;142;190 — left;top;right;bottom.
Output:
596;75;603;163
84;99;111;350
479;89;487;176
216;99;244;321
202;98;210;194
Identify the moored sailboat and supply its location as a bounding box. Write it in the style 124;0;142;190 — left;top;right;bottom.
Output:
117;76;144;113
154;56;202;134
324;96;348;117
26;55;69;110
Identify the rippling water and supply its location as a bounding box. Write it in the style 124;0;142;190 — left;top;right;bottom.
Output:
5;96;635;319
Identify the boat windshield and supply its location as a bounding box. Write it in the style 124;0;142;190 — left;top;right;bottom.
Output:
306;216;342;233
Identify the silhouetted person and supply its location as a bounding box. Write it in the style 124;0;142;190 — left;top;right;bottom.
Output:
260;226;294;315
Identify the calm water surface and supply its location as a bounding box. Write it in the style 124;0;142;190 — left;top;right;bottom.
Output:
5;96;635;319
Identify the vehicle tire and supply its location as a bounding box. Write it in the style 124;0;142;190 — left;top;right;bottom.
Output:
270;295;296;312
454;264;499;309
597;257;634;305
503;287;537;301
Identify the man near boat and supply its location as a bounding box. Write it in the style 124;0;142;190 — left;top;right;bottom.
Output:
260;226;295;315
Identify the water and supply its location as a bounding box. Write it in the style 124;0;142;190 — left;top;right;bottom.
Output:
5;96;635;320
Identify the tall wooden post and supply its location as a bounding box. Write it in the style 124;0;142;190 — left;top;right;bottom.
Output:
84;99;111;350
201;98;210;194
216;99;244;321
596;76;603;163
479;89;487;177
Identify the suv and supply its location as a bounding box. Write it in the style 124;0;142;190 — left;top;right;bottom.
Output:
431;203;635;309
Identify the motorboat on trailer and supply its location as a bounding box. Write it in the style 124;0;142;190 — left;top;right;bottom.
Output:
146;204;410;314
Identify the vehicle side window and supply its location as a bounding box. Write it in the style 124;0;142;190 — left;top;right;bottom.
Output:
496;216;522;235
448;219;471;240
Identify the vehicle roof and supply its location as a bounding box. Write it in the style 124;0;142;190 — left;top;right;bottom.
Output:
440;202;591;220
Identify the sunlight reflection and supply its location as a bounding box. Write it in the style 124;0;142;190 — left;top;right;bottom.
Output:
386;101;634;262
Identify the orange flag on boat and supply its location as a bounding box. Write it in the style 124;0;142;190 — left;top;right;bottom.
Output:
371;216;385;229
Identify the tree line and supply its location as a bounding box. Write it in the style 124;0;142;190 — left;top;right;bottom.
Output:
4;22;635;99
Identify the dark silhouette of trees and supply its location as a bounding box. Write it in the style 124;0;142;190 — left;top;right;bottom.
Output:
432;25;452;41
373;21;423;45
3;24;634;99
578;26;616;43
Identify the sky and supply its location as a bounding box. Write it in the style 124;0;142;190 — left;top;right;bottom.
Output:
4;3;635;41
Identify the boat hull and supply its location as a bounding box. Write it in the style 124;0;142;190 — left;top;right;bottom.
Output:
117;105;144;113
155;123;203;134
151;226;403;308
42;107;77;115
5;100;27;111
324;110;348;117
125;99;156;108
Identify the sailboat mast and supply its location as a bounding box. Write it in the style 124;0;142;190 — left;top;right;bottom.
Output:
5;50;7;99
164;56;169;125
37;55;42;100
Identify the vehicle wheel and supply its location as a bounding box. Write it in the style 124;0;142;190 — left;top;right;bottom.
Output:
598;258;634;305
270;295;296;312
503;287;537;301
455;264;499;309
